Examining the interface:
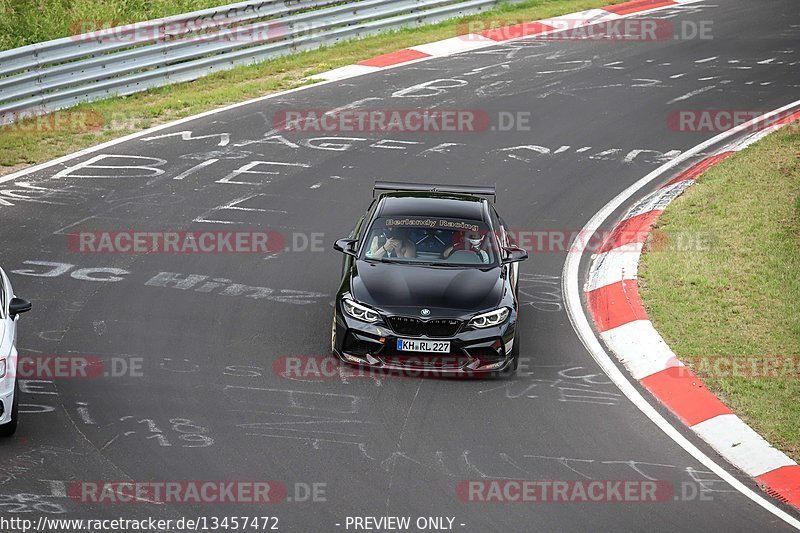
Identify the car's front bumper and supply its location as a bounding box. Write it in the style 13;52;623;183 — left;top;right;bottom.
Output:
0;346;16;425
0;384;13;425
332;309;516;375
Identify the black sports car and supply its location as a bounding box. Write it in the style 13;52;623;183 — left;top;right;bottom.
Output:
332;182;528;376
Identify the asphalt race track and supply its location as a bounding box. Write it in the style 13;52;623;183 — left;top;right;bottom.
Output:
1;0;799;530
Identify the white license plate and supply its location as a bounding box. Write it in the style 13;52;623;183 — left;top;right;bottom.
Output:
396;339;451;353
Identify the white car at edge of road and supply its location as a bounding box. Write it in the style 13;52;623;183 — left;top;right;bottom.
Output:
0;267;32;437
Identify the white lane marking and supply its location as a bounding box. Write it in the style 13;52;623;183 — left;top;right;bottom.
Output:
172;158;219;180
75;402;95;425
391;78;469;99
666;85;716;104
562;99;800;530
322;98;383;118
193;193;287;224
216;160;309;185
695;56;718;63
141;130;230;147
309;175;344;189
53;154;167;179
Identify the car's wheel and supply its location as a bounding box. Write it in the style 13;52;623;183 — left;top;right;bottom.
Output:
0;380;19;437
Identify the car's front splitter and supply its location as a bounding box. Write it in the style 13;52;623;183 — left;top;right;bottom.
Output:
332;311;515;375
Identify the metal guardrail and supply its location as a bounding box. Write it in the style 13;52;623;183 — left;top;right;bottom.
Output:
0;0;523;124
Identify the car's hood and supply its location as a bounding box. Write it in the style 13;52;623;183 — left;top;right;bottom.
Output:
350;260;504;314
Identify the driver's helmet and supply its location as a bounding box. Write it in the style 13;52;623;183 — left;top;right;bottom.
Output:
464;231;485;251
384;226;406;240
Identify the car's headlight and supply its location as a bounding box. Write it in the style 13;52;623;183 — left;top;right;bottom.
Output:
0;358;6;378
469;307;510;328
342;298;381;323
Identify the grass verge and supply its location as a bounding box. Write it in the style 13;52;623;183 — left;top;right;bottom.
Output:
638;122;800;460
0;0;622;176
0;0;231;51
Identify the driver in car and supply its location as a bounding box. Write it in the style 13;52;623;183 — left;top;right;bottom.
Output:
367;227;417;259
442;230;491;264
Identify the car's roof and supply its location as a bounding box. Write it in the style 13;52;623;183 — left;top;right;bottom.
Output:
376;192;487;221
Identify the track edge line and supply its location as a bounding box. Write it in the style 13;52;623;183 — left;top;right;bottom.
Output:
563;101;800;528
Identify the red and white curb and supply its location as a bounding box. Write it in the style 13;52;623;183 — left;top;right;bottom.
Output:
584;109;800;509
315;0;701;81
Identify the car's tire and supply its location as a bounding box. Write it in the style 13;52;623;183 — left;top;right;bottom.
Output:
0;380;19;437
508;333;520;373
511;335;519;372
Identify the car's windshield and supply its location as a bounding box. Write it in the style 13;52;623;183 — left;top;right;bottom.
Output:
361;216;499;267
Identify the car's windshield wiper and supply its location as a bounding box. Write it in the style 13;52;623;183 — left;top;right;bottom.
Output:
376;258;454;267
426;262;497;270
421;261;459;267
374;258;493;268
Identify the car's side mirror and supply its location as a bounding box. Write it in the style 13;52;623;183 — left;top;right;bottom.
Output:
9;297;32;317
502;246;528;264
334;238;359;257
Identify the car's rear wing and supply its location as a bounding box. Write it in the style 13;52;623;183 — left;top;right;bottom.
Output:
373;181;496;202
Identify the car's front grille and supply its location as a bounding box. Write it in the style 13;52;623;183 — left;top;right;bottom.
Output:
424;319;463;337
387;316;462;337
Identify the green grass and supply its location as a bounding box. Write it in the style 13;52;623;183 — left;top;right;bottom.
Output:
0;0;622;175
638;123;800;460
0;0;232;50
